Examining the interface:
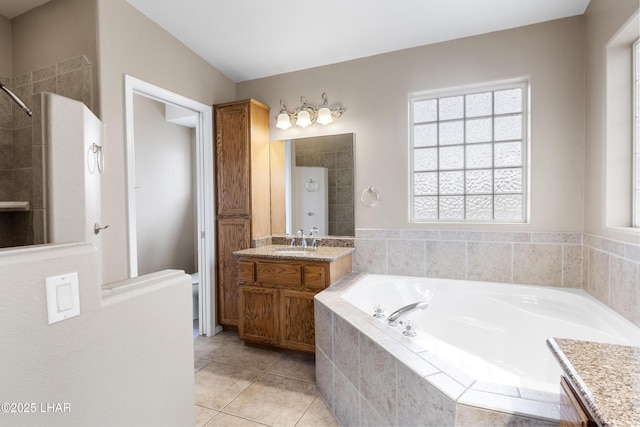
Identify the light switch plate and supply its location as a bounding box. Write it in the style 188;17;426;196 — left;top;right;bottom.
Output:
45;272;80;324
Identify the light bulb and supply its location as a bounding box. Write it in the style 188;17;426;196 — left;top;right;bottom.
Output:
296;110;312;127
316;107;333;125
276;112;292;129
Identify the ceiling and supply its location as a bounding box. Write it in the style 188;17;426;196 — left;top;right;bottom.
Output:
1;0;591;83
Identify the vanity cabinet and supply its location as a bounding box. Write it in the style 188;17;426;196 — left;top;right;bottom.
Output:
214;99;270;326
236;254;352;352
560;376;596;427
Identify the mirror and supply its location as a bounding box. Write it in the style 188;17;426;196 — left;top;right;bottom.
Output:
270;133;354;237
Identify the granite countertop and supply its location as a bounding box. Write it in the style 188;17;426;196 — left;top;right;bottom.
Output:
547;338;640;427
233;245;355;262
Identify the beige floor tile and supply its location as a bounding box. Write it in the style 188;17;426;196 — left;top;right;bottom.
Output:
223;373;318;427
195;357;210;372
196;404;218;427
194;331;241;360
195;361;262;410
206;338;283;371
266;353;316;383
206;412;269;426
295;396;340;427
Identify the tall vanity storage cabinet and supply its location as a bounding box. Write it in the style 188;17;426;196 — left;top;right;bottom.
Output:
214;99;271;326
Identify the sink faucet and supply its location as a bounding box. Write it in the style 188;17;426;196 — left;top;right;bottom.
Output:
296;229;307;248
310;227;320;248
387;301;429;326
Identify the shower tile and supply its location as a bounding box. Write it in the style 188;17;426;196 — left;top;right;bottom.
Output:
532;232;582;244
425;240;467;279
57;69;86;105
609;256;639;325
32;145;44;209
32;64;56;82
563;244;583;288
467;242;512;283
57;55;91;74
32;209;44;245
333;315;360;387
0;128;12;169
33;77;56;95
11;85;32;129
397;363;456;426
11;168;32;202
513;243;562;286
353;238;387;274
356;228;401;239
441;230;483;241
13;127;32;168
359;333;397;425
601;237;626;258
388;239;426;276
399;229;440;240
12;73;32;88
625;243;640;263
0;170;11;200
0;95;11;128
222;373;317;427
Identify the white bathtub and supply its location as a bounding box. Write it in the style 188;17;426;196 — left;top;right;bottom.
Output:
341;274;640;394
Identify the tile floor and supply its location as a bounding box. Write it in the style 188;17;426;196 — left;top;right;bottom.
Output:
194;330;339;427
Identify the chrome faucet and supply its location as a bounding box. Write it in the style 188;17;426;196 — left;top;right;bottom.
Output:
296;229;307;248
387;301;429;326
310;227;320;248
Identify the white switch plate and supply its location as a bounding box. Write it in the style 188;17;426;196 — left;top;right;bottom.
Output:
45;272;80;324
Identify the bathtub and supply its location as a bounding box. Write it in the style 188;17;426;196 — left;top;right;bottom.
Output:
314;273;640;425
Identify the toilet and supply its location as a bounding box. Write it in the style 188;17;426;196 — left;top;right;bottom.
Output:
191;272;199;321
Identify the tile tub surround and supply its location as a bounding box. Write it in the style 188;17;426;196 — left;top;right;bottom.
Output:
315;273;560;426
354;229;640;328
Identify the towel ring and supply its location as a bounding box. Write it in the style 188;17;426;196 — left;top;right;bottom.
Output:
360;186;380;207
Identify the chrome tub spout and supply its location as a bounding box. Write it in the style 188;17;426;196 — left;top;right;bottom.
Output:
387;301;429;326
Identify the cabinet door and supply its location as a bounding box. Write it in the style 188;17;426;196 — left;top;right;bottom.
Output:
215;103;250;217
560;376;596;427
239;285;279;346
217;218;250;326
279;289;316;352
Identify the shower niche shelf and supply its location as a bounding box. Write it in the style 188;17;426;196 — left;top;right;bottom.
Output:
0;201;30;212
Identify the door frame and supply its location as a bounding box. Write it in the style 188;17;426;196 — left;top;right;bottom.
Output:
124;75;219;336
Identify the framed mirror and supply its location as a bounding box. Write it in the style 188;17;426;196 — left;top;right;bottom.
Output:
270;133;355;237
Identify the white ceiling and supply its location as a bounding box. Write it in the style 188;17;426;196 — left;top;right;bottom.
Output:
1;0;591;83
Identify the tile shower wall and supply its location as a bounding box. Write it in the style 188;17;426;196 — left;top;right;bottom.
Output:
354;229;640;328
0;55;92;248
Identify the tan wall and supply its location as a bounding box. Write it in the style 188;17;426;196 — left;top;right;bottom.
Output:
238;17;586;234
0;15;10;78
96;0;236;283
583;0;640;244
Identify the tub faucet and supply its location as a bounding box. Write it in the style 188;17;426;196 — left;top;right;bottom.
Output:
387;301;429;327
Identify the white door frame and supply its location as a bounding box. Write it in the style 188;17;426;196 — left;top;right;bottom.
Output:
124;75;219;336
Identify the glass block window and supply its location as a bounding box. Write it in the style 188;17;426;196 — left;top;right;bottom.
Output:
410;82;528;222
634;39;640;227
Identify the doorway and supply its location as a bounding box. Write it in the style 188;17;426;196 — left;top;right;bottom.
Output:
124;75;218;336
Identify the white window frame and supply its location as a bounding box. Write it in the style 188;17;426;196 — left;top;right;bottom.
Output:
409;81;529;223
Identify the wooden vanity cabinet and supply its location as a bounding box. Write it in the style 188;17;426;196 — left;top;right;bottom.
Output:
237;255;352;352
560;376;596;427
214;99;270;327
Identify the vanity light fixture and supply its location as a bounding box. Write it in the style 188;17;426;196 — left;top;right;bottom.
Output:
275;93;344;130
